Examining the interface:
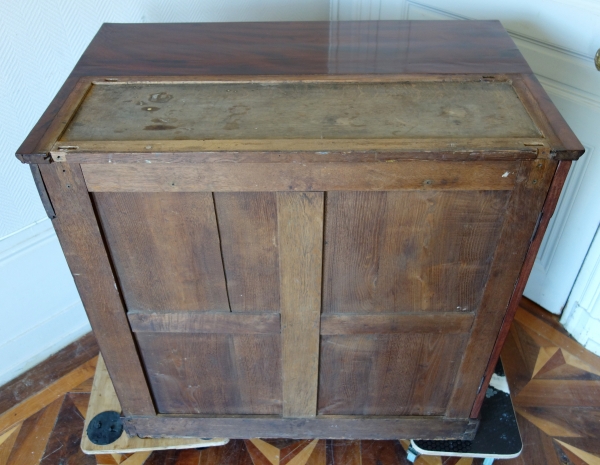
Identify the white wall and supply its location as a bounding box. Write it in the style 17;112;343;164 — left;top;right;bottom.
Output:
0;0;329;387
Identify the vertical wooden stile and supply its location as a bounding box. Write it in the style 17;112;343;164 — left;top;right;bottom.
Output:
277;192;324;418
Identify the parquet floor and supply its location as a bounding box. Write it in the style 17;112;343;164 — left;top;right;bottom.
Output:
0;302;599;465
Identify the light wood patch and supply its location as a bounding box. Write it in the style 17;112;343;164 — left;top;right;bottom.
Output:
277;192;324;418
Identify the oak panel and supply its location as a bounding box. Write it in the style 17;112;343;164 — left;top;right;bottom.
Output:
318;332;469;415
320;313;475;335
94;192;229;312
128;311;280;334
322;190;511;314
277;192;324;418
135;332;282;415
125;414;473;440
214;192;280;312
81;161;519;192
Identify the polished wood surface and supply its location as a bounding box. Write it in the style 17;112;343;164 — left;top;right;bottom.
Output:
1;301;599;464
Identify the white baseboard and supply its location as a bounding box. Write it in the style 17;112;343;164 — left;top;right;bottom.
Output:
0;218;91;387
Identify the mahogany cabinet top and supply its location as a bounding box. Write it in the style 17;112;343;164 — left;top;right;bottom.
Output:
16;20;584;161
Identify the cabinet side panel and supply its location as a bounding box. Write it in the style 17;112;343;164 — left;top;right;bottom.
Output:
94;192;230;312
135;332;282;415
214;192;280;312
39;163;155;416
446;159;558;418
323;190;510;313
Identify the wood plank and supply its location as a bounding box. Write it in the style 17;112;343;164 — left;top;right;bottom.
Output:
515;380;600;408
445;159;558;418
59;81;541;142
318;333;468;416
128;311;280;334
54;145;539;165
39;163;154;416
277;192;323;418
470;161;571;417
0;332;98;414
320;313;474;335
4;397;63;465
514;309;600;375
81;355;228;454
0;357;96;436
135;333;282;415
124;415;473;440
322;190;510;314
81;161;520;192
214;192;280;312
94;191;229;312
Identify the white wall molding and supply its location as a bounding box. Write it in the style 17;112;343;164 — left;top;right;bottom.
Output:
561;225;600;356
0;218;91;386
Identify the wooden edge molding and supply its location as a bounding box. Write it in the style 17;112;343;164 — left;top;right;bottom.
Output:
88;73;517;85
49;139;545;161
80;161;520;193
320;313;475;335
512;74;585;160
128;311;280;334
123;415;476;440
469;160;572;418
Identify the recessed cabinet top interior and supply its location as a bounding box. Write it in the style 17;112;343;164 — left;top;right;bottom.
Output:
17;20;584;440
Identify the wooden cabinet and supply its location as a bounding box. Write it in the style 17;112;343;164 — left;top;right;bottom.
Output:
17;20;583;440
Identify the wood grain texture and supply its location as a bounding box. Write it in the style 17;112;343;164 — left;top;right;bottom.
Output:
60;81;540;142
470;161;571;418
320;313;474;335
445;159;558;418
318;333;469;416
214;192;280;312
82;355;228;454
94;191;229;312
277;192;323;418
125;415;473;440
322;190;510;314
4;397;63;465
53;145;540;164
0;332;97;415
0;358;96;437
38;163;154;416
128;311;280;334
135;332;282;415
81;161;519;192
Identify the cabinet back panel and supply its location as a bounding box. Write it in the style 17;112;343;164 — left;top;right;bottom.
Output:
318;331;469;415
135;332;282;415
214;192;280;312
322;190;511;313
94;192;230;312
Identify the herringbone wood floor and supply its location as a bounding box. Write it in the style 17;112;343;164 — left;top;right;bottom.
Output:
0;301;599;465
